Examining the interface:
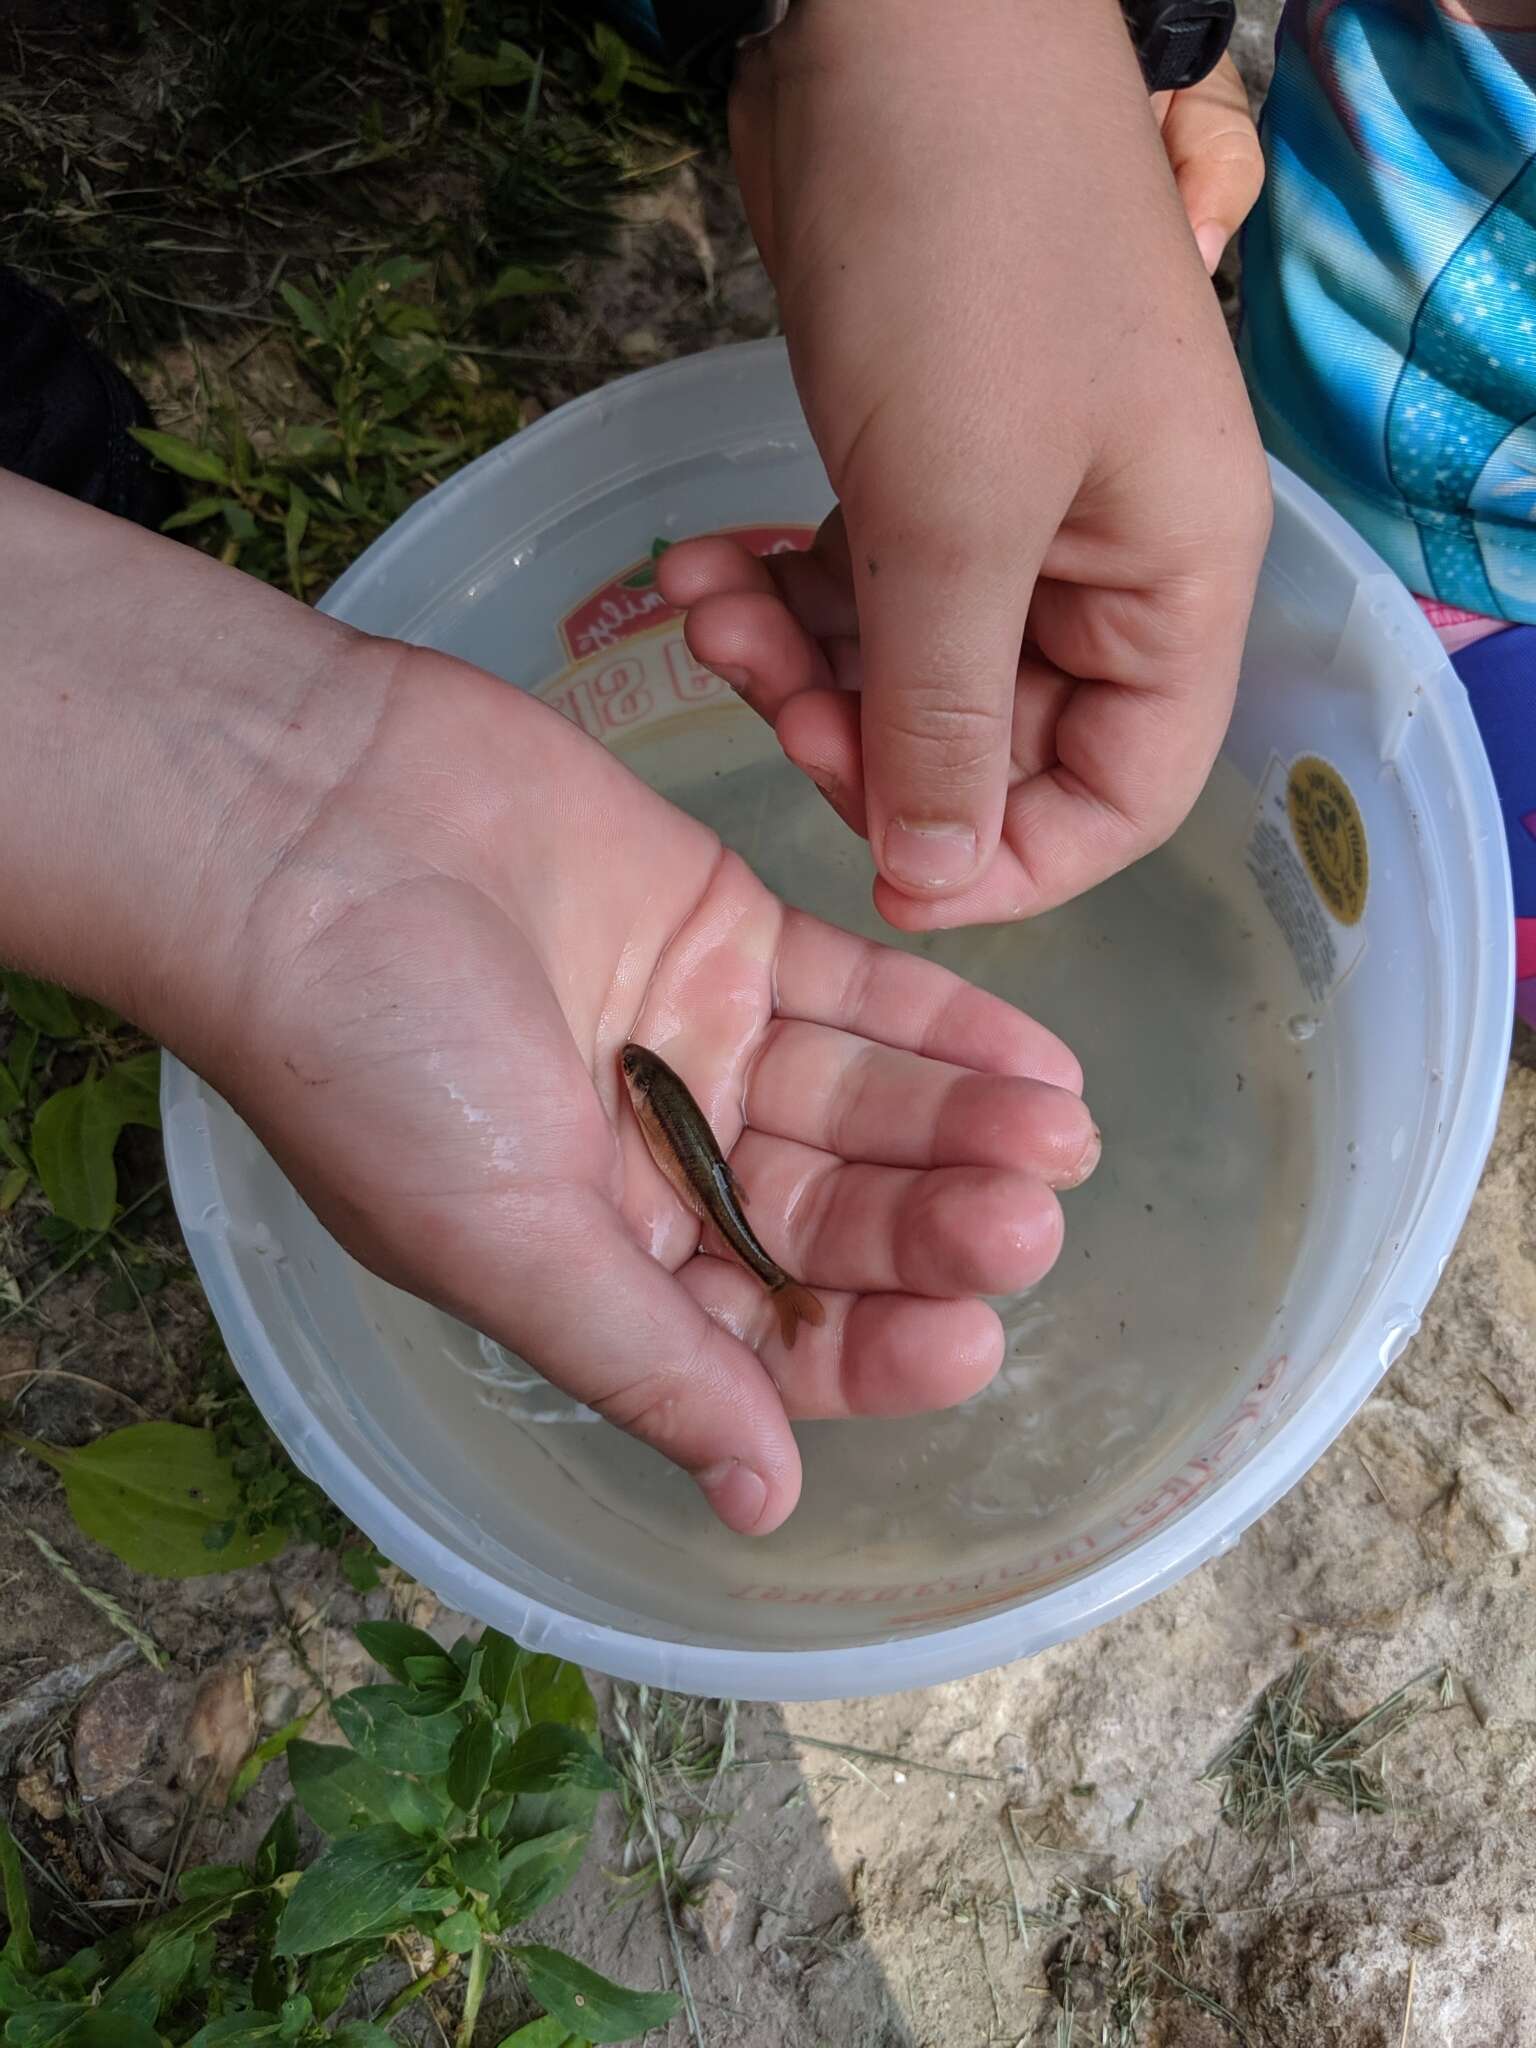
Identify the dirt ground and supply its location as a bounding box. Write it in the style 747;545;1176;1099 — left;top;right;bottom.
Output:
6;6;1536;2044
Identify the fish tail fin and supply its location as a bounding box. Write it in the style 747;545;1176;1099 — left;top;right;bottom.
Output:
773;1281;825;1350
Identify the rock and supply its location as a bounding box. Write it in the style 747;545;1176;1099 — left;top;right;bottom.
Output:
73;1665;168;1801
16;1767;63;1821
389;1580;442;1636
259;1682;300;1732
110;1787;179;1860
181;1665;256;1801
251;1626;376;1747
682;1876;739;1956
0;1333;37;1382
617;326;663;363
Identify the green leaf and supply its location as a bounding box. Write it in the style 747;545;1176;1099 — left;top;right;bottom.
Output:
104;1929;196;2018
282;488;310;591
277;1993;312;2038
160;495;233;533
447;38;535;95
128;426;230;484
340;1545;383;1592
483;265;566;305
275;1824;434;1957
0;1065;21;1118
495;2023;586;2048
7;1027;38;1094
230;1706;316;1806
97;1050;161;1131
512;1658;598;1740
0;1816;40;1975
278;283;329;342
287;1740;446;1837
447;1714;496;1811
369;332;442;381
370;255;427;292
299;1938;382;2021
496;1828;587;1926
27;1050;155;1230
184;2020;286;2046
220;502;259;541
178;1865;251;1902
491;1726;615;1799
282;424;342;462
0;975;78;1038
505;1781;601;1855
0;1166;27;1213
477;1629;523;1712
7;1422;289;1577
331;2025;404;2048
354;1621;452;1687
448;1837;500;1899
5;2008;87;2046
36;2017;166;2048
147;1882;257;1948
436;1910;480;1955
0;1959;46;2013
30;1078;121;1229
590;21;630;103
332;1687;460;1775
34;1942;109;2002
255;1801;302;1882
512;1946;680;2045
403;1651;460;1692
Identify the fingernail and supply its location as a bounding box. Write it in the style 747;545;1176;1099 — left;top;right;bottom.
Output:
1195;222;1227;274
695;1457;769;1532
1074;1123;1103;1185
882;818;978;890
711;664;753;692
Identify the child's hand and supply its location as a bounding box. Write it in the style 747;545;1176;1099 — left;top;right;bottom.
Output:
1154;53;1265;276
2;474;1098;1537
662;0;1269;927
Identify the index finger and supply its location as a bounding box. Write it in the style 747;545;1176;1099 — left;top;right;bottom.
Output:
773;905;1084;1092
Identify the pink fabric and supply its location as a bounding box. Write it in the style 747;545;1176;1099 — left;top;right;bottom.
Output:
1416;595;1511;655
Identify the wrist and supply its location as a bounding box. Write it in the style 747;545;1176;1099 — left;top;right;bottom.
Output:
0;472;396;1066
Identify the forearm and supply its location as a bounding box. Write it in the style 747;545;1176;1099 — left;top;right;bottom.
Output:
0;471;391;1056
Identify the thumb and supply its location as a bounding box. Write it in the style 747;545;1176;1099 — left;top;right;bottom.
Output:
844;470;1049;902
486;1195;803;1535
1158;55;1264;275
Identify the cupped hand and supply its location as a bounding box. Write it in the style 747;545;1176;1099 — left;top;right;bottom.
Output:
217;651;1097;1535
660;0;1269;927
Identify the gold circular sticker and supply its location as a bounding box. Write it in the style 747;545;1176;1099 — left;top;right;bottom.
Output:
1286;755;1369;927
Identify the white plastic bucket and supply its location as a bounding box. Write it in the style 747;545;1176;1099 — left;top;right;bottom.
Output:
162;340;1512;1702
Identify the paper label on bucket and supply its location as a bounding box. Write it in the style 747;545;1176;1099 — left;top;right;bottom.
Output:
536;526;817;741
556;525;816;663
1246;754;1369;1004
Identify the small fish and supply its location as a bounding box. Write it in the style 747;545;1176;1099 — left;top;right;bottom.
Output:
620;1041;825;1349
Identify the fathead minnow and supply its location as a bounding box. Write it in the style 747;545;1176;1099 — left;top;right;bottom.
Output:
620;1042;825;1349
